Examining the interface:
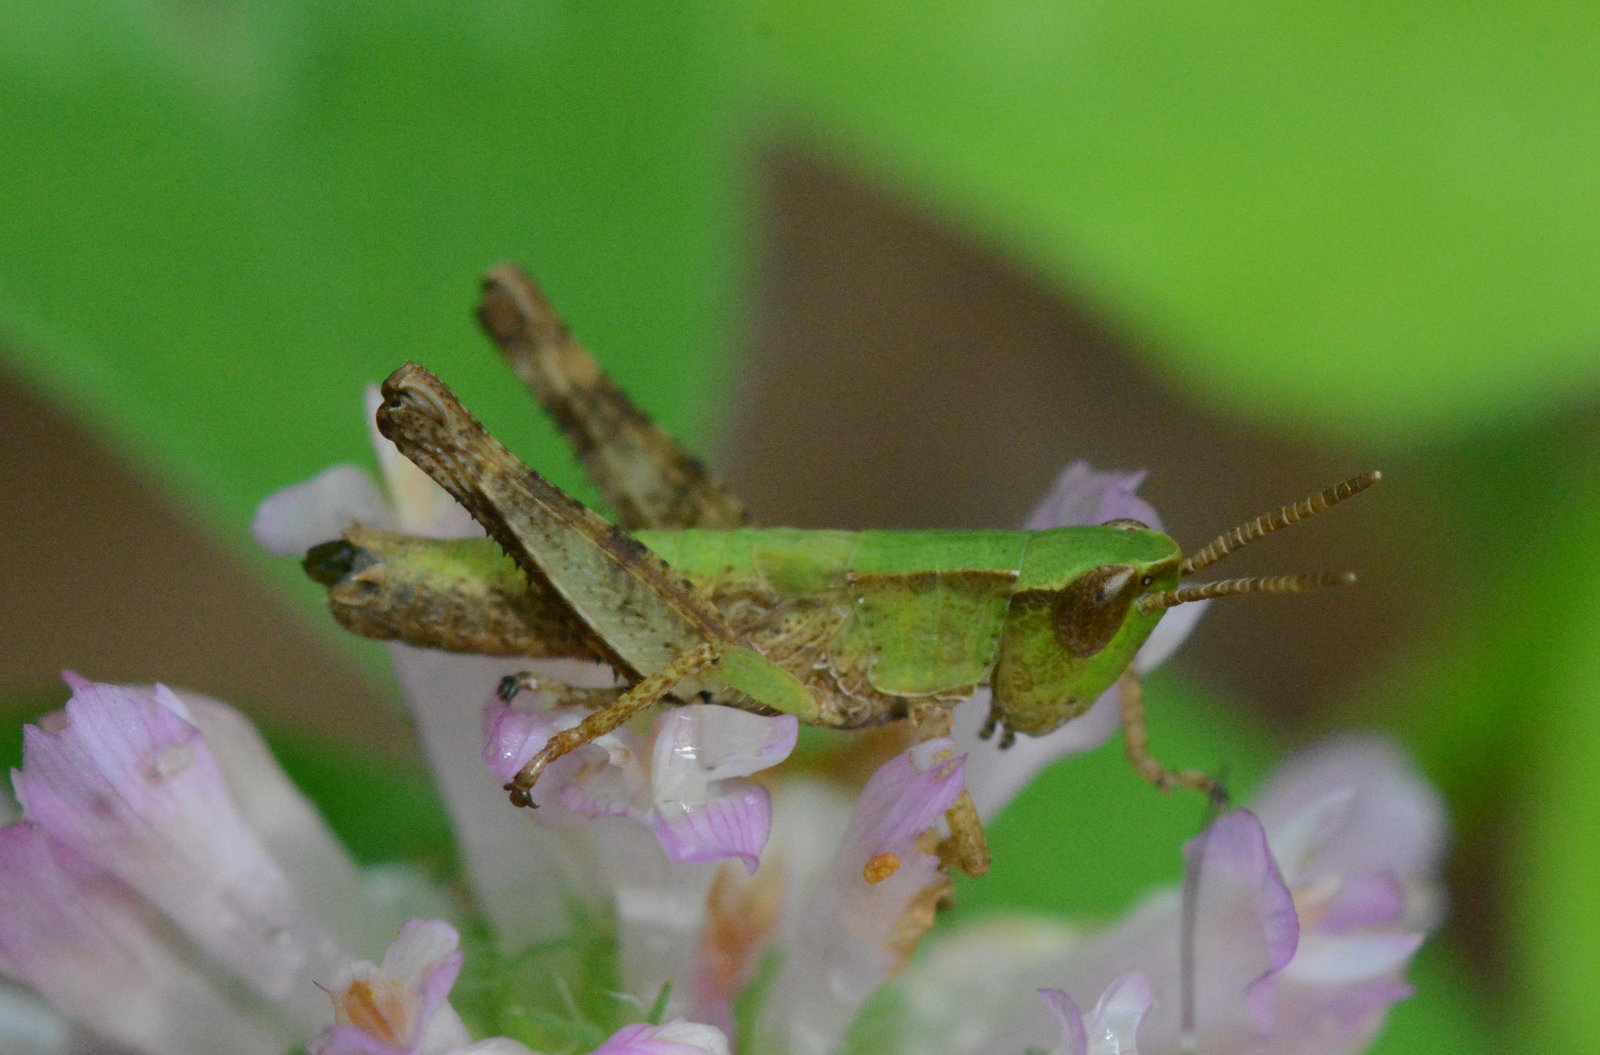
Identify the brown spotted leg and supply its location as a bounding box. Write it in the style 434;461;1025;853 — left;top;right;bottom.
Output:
1117;668;1227;805
910;702;992;878
506;642;721;807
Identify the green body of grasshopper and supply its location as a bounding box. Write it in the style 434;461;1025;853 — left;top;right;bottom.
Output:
634;525;1181;739
304;264;1374;877
315;522;1182;742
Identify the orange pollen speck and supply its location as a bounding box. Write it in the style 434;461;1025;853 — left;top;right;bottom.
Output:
863;851;901;884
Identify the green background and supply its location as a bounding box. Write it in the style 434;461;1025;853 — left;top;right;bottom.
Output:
7;2;1598;1052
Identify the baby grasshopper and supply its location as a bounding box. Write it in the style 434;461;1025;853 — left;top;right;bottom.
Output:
305;264;1377;877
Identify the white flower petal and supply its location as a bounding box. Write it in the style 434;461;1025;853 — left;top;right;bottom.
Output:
954;688;1123;822
1252;736;1448;886
453;1040;540;1055
1086;973;1151;1055
453;1040;541;1055
309;920;469;1055
0;982;70;1055
896;918;1086;1055
650;708;797;806
1285;932;1426;987
397;648;604;949
251;464;392;556
1130;595;1210;673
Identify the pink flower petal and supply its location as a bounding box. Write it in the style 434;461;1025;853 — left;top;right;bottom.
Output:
1025;463;1161;532
1040;988;1088;1055
847;739;966;855
498;704;793;873
768;742;966;1055
1184;811;1299;1029
589;1019;730;1055
891;737;1439;1055
1320;872;1406;933
12;678;345;1029
643;708;794;871
651;783;772;875
481;700;595;808
0;823;292;1055
481;701;556;785
1251;736;1447;886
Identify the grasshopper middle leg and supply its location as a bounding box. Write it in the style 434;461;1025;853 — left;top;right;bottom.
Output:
1117;668;1227;806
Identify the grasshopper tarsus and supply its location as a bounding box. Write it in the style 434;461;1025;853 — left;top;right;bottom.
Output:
497;672;534;704
504;783;537;809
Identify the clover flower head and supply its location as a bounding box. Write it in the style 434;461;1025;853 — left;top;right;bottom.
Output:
887;737;1445;1055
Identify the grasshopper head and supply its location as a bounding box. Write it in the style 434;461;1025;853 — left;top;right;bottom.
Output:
987;471;1379;745
989;524;1184;739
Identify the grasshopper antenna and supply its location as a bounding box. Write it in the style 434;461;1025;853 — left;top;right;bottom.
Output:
1179;471;1381;577
1138;572;1356;615
1180;769;1230;1055
1140;471;1380;615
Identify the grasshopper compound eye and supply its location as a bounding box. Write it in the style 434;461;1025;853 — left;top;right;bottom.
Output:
1055;563;1141;657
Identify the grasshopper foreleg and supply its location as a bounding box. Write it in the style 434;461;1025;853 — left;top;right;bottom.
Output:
909;702;992;878
1117;669;1228;807
505;641;722;808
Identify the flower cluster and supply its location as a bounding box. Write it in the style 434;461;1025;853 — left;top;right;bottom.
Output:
0;395;1446;1055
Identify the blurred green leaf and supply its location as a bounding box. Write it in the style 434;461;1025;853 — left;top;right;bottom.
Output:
1359;421;1600;1055
1373;942;1493;1055
266;723;454;872
1;1;742;536
734;1;1600;440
